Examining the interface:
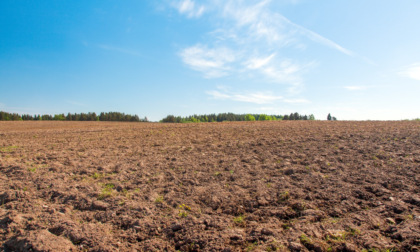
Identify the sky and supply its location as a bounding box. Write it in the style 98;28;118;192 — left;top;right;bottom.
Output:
1;0;420;121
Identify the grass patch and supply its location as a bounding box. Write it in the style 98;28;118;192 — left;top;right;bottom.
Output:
98;183;115;200
0;146;18;153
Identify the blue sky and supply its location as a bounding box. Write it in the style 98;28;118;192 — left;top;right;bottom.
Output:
1;0;419;121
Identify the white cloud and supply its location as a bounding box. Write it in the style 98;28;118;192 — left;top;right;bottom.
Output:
206;86;310;105
169;0;357;93
166;0;375;108
179;45;236;78
219;0;353;55
261;60;302;83
245;54;275;70
399;63;420;81
286;19;354;56
206;89;282;104
176;0;205;18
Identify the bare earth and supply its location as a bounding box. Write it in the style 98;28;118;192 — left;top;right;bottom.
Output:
0;121;419;251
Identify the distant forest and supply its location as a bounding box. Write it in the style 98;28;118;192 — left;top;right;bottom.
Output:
0;111;147;122
1;111;320;123
161;112;315;123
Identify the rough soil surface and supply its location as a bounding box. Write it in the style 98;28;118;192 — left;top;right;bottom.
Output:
0;121;419;251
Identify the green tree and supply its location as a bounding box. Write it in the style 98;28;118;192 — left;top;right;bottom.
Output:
245;114;256;121
258;114;270;121
327;113;332;121
53;114;66;121
289;113;295;120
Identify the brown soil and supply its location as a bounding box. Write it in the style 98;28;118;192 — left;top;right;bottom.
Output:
0;121;419;251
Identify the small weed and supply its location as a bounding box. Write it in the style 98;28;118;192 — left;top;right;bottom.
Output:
282;223;290;229
346;227;361;236
246;242;258;252
92;172;102;179
178;211;188;218
229;170;234;175
233;215;245;225
362;249;387;252
325;232;346;242
28;167;37;172
178;204;191;218
155;195;164;204
214;171;221;176
121;189;131;199
299;234;313;246
104;183;115;189
279;191;290;201
179;204;191;211
266;239;283;251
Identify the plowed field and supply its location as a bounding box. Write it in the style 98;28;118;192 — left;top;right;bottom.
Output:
1;121;419;251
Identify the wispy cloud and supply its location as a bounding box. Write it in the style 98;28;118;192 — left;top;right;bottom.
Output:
245;54;276;70
206;89;282;104
399;63;420;81
206;86;309;104
179;45;236;78
284;17;354;56
174;0;205;18
171;0;357;93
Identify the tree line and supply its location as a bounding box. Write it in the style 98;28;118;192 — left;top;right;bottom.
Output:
161;112;315;123
0;111;147;122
